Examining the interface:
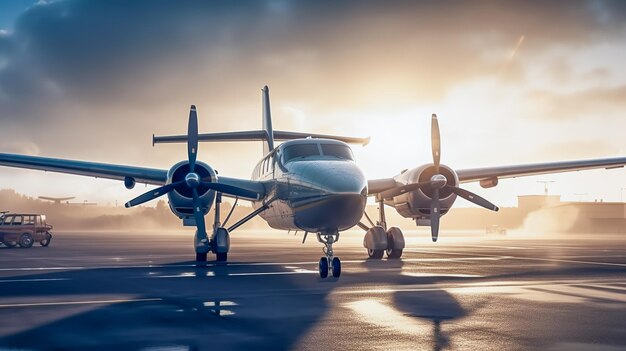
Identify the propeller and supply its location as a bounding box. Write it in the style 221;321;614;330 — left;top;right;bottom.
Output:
125;105;258;241
425;114;498;242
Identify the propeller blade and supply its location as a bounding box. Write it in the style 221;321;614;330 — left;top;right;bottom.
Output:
447;186;499;212
200;182;258;199
192;188;207;239
188;105;199;172
378;181;432;200
431;113;441;174
430;187;440;242
125;181;184;208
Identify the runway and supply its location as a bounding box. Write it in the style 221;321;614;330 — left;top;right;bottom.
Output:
0;230;625;351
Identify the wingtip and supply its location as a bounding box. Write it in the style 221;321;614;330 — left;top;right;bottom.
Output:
190;105;197;111
124;202;131;208
363;137;371;146
494;206;500;212
432;113;438;118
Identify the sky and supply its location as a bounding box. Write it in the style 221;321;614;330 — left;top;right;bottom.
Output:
0;0;625;208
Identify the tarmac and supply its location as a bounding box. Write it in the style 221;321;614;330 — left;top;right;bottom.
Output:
0;229;625;351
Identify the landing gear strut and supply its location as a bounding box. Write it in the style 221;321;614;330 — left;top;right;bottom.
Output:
317;231;341;278
194;193;274;264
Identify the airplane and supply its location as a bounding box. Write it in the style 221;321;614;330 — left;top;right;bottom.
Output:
38;196;76;204
1;86;625;278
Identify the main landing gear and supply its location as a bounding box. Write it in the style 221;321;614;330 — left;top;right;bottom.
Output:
360;198;405;259
195;193;274;264
317;231;341;278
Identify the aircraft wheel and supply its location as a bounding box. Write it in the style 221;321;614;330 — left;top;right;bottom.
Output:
196;252;207;262
386;249;403;259
318;257;329;278
331;257;341;278
216;252;228;262
18;233;34;248
367;248;384;259
40;233;52;247
385;231;402;258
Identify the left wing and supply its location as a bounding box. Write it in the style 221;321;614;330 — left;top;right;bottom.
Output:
456;156;626;183
0;153;168;185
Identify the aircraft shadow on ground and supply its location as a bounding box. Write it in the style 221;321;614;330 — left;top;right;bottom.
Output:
0;261;333;350
0;257;504;351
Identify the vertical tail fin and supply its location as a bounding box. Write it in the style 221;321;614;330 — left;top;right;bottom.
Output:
262;85;275;155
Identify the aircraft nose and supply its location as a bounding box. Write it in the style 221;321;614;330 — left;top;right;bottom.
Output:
299;161;367;195
289;161;368;232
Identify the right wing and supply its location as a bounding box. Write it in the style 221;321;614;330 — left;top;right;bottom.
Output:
0;153;168;185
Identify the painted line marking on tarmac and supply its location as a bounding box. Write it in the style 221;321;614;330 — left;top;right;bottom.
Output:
406;249;626;267
0;298;162;309
0;278;70;283
0;257;506;273
228;270;318;276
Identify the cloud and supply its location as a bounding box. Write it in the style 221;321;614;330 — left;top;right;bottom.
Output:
0;0;624;187
532;140;619;160
526;85;626;119
1;0;625;120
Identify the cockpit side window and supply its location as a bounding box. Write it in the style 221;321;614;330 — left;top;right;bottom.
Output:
320;143;354;161
283;144;320;163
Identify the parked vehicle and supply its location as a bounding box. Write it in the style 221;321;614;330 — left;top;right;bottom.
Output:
0;213;53;248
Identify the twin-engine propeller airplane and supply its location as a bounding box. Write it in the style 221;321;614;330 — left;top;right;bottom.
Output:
1;86;625;278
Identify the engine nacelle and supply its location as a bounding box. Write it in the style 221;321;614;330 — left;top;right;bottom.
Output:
165;160;217;224
389;164;459;220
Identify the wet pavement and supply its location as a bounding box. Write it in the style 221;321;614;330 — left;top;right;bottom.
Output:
0;230;625;350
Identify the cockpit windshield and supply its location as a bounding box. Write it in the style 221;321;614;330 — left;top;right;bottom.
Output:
320;143;354;161
283;142;354;163
283;144;320;163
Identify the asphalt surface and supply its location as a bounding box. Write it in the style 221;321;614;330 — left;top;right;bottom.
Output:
0;229;625;351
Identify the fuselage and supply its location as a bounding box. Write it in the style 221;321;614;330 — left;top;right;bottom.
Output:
251;139;367;233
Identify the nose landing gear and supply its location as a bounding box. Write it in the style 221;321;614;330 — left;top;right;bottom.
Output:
317;231;341;278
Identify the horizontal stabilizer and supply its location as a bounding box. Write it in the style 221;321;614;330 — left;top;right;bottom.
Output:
153;130;370;146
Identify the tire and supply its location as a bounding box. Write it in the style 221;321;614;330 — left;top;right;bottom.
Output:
386;227;404;259
18;233;34;248
386;249;403;259
385;234;403;259
318;257;329;278
216;252;228;262
367;248;384;259
40;233;52;247
196;252;207;262
331;257;341;278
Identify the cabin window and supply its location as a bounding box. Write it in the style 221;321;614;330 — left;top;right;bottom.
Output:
12;216;22;225
320;143;354;160
283;144;320;163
